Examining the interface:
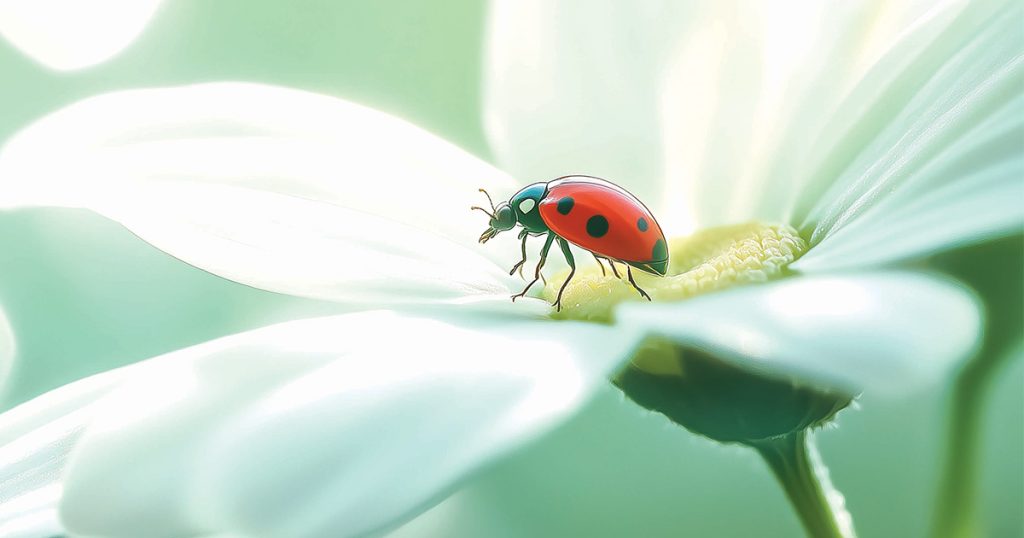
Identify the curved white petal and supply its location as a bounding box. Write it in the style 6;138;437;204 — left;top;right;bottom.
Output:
795;0;1023;270
0;311;637;537
483;0;704;209
795;98;1024;272
655;0;965;232
0;83;525;305
0;0;162;70
0;366;132;538
616;273;981;393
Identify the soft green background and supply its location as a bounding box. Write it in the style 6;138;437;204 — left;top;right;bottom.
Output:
0;2;1020;537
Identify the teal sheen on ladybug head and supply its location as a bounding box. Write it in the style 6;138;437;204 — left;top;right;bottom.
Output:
475;182;549;243
472;175;669;311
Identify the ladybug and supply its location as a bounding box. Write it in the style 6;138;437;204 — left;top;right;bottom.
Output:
475;175;668;310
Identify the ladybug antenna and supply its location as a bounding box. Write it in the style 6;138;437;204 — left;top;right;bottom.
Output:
478;188;497;212
470;205;495;219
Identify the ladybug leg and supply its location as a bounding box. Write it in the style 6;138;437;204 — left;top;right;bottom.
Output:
591;253;607;277
607;258;622;279
626;267;652;301
511;233;555;302
553;238;576;311
509;229;530;278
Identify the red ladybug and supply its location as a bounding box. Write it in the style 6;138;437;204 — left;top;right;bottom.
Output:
475;175;668;310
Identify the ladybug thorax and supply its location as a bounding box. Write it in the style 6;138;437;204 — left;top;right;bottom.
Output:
510;182;550;234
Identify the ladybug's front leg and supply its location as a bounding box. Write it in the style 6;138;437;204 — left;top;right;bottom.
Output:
509;228;530;279
511;233;554;302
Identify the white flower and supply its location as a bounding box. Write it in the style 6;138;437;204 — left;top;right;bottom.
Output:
0;0;164;70
0;0;1019;536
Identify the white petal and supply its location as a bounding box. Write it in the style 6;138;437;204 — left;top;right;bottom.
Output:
795;106;1024;272
483;0;703;208
657;0;964;233
47;311;637;537
616;273;981;393
795;0;1023;270
0;0;162;70
0;367;132;538
0;83;524;305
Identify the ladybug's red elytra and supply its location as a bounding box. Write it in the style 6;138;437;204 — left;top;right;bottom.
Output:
474;175;668;311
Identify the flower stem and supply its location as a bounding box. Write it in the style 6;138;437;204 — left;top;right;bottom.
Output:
928;234;1023;537
752;430;854;538
931;354;998;538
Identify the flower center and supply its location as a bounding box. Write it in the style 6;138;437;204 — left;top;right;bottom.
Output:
542;222;808;321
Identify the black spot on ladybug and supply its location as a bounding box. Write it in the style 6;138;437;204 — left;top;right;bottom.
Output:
652;239;668;261
637;217;649;232
586;215;609;238
557;196;575;215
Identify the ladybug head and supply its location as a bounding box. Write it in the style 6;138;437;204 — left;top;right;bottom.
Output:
473;189;517;243
479;202;516;243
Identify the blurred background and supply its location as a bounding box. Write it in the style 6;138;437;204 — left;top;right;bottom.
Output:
0;1;1020;536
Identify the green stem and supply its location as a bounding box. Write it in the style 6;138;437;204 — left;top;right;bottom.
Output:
752;430;854;538
928;234;1023;537
932;354;1000;538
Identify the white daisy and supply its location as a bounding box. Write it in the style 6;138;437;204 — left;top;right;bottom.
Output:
0;0;1019;536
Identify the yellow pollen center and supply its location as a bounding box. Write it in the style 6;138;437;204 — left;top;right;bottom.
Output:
542;222;808;322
